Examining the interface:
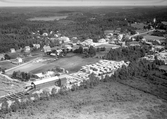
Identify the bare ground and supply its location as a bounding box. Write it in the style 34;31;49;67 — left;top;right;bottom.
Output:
3;80;167;119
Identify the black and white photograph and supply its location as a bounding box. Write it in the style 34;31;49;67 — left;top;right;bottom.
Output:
0;0;167;119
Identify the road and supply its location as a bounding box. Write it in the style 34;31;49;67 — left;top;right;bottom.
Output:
130;29;155;39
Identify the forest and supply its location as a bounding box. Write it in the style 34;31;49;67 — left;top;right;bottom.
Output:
0;7;167;53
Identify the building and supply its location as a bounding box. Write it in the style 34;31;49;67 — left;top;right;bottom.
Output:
43;45;51;53
127;41;140;46
82;39;94;46
33;44;40;49
24;46;31;53
56;77;68;87
63;45;72;51
10;48;16;53
104;30;114;35
0;54;4;60
117;34;124;41
71;37;78;43
98;38;106;43
59;36;70;43
17;57;23;63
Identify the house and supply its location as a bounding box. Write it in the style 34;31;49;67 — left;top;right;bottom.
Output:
127;41;140;46
104;30;114;35
71;37;78;43
72;45;80;51
56;49;63;56
109;36;117;44
117;34;124;41
59;36;70;43
10;48;16;53
63;45;72;51
82;39;94;46
50;53;57;57
17;57;23;64
24;46;31;53
11;57;23;64
43;45;51;53
0;54;4;60
98;38;106;43
33;44;40;49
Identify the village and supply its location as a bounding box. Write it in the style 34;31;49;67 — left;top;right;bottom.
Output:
0;18;167;111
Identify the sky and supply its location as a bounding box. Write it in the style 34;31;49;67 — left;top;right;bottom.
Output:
0;0;166;7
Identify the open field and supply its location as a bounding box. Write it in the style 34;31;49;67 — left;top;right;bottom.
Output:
0;61;16;69
31;55;100;74
131;23;146;29
3;81;167;119
144;35;165;41
5;54;99;75
28;15;68;21
5;58;54;76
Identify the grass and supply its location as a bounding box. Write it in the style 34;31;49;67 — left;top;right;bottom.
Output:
28;16;67;21
31;55;99;74
3;81;167;119
0;61;16;69
144;35;165;41
5;54;99;75
131;23;146;29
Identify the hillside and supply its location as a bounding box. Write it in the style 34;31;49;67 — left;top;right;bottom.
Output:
3;80;167;119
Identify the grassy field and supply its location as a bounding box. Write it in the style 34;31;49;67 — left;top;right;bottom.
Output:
31;55;99;74
5;60;51;76
28;16;67;21
131;23;146;29
3;81;167;119
5;54;99;75
0;61;16;69
144;35;165;41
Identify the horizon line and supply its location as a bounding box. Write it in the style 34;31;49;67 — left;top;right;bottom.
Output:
0;5;167;7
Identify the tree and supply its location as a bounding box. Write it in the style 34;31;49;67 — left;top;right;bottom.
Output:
88;46;96;57
78;46;83;54
4;54;11;60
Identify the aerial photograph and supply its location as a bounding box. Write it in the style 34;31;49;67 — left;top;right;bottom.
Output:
0;0;167;119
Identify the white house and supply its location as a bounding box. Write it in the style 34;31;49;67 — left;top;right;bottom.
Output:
117;34;124;41
98;38;106;43
59;36;70;43
25;46;31;53
10;48;16;53
43;45;51;53
17;57;23;63
33;44;40;49
0;54;4;60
